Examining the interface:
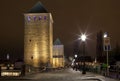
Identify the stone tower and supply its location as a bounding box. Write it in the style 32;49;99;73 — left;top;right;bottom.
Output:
24;2;53;68
53;38;64;68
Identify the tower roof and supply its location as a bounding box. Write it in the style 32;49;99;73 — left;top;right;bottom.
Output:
28;2;48;13
54;38;62;45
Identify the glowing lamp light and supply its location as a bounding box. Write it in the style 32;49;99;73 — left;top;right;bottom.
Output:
104;34;107;38
104;32;108;38
81;34;86;41
74;54;77;58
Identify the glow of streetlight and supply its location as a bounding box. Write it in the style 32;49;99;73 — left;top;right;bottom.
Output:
81;34;86;41
104;32;108;38
74;54;77;58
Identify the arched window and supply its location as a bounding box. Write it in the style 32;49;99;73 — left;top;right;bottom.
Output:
44;16;47;20
27;16;31;22
38;16;42;20
33;16;36;21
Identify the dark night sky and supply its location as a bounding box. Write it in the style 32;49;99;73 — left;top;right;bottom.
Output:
0;0;120;60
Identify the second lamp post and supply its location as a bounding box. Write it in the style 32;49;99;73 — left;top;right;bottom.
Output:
81;34;87;74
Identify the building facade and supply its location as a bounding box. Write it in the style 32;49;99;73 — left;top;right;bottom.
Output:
24;2;53;68
53;39;64;68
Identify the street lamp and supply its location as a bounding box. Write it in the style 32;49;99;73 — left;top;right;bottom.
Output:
103;32;110;76
103;32;108;38
81;34;87;74
74;54;77;58
81;34;86;41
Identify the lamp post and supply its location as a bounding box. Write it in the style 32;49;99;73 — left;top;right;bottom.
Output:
81;34;86;74
103;32;110;76
74;54;78;71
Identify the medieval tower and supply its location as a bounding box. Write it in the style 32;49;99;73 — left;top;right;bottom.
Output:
24;2;53;68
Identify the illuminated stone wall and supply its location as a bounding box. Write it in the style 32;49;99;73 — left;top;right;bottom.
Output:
53;45;64;68
24;13;53;67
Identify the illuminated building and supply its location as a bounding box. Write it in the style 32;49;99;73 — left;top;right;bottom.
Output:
53;39;64;68
24;2;53;68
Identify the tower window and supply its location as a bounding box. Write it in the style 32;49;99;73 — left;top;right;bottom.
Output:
44;16;47;20
33;16;36;21
31;56;33;59
27;16;31;22
29;40;31;42
38;16;42;20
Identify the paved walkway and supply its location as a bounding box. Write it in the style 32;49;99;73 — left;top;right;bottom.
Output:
68;68;119;81
0;68;119;81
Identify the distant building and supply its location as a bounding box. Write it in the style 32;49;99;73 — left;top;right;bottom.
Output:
96;31;105;62
24;2;53;68
53;39;64;68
